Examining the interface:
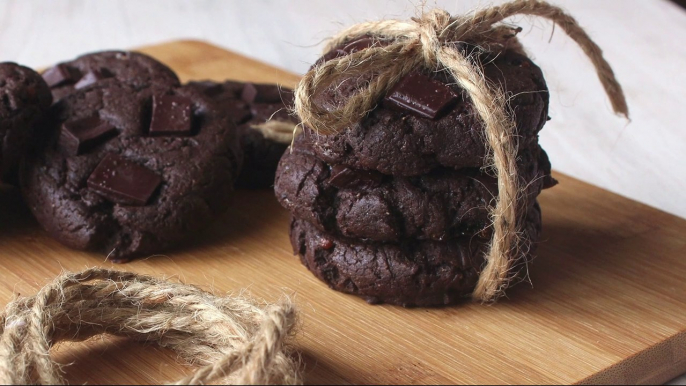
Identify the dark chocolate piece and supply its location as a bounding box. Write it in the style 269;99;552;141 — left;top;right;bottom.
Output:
149;95;193;136
74;69;109;90
42;64;77;88
87;153;162;206
59;116;118;155
383;71;458;120
241;83;283;104
327;164;383;189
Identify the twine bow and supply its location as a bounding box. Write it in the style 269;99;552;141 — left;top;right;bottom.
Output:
0;269;301;385
294;0;629;302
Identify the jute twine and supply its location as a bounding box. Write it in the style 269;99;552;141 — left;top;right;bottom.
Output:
294;0;629;302
252;120;300;145
0;268;301;385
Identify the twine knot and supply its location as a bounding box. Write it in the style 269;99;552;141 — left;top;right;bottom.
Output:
415;9;453;67
0;269;301;385
294;0;629;303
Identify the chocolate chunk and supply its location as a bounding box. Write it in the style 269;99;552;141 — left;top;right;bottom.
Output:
87;153;162;206
149;95;193;136
59;116;118;155
74;69;109;90
241;83;283;104
42;64;78;88
327;164;382;189
383;71;458;120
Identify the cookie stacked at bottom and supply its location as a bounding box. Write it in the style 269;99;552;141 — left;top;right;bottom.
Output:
274;40;556;307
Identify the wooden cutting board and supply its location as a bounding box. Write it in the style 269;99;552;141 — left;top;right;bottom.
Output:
1;40;685;385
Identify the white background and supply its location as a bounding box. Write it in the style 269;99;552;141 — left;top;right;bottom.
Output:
0;0;684;383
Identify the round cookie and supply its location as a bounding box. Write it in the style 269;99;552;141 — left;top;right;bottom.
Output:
305;41;549;176
290;201;542;307
0;62;53;183
43;51;180;102
21;81;241;262
276;134;554;242
187;80;297;189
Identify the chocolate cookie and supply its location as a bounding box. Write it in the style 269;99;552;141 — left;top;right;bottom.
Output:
290;201;542;307
0;62;52;183
44;51;180;101
306;41;549;176
276;134;553;242
20;81;241;261
187;80;297;189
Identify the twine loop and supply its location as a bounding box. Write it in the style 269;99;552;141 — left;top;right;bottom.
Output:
294;0;629;302
0;269;301;385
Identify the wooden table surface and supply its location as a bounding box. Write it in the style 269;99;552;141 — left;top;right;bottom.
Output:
0;0;685;384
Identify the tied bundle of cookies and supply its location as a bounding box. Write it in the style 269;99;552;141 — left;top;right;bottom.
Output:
1;51;295;262
275;0;628;307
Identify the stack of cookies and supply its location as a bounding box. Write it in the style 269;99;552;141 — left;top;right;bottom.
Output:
4;51;294;262
274;37;557;307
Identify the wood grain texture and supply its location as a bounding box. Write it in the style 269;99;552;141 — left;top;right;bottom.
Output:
1;40;685;385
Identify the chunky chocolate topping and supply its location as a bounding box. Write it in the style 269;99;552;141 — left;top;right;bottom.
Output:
383;71;459;120
149;95;193;136
74;69;111;90
42;64;78;88
59;116;118;156
87;153;162;206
